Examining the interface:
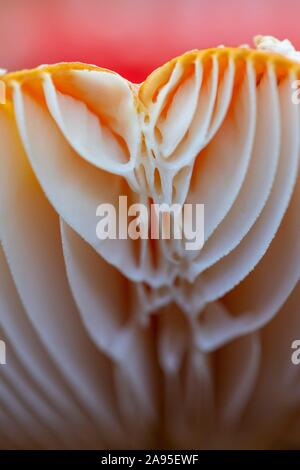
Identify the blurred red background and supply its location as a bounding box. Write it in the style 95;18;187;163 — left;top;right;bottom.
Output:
1;0;299;83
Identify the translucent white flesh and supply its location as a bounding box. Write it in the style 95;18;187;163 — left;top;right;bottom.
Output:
0;50;300;448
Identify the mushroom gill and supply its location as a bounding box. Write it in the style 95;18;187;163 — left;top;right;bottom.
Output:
0;37;300;449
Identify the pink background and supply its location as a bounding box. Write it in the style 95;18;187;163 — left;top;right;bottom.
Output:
0;0;299;82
